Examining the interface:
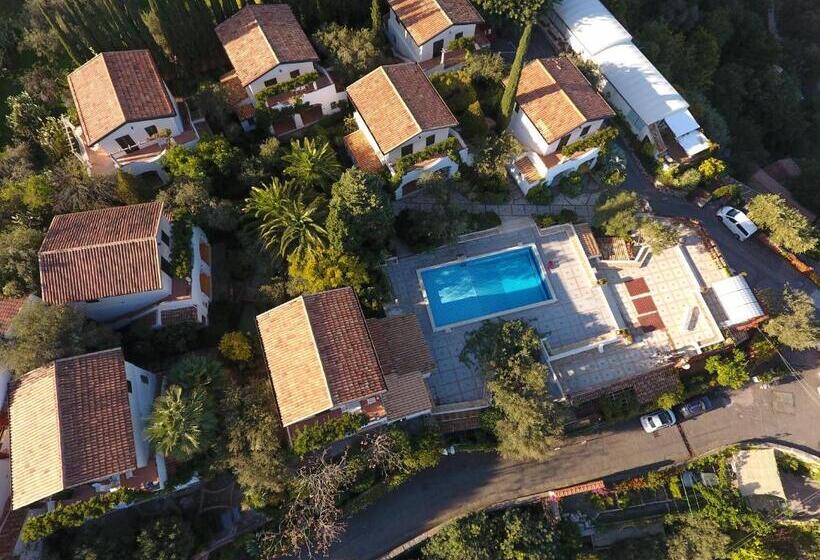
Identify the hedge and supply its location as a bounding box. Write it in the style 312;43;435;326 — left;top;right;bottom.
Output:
391;137;461;186
292;412;368;456
253;71;320;107
560;127;619;157
170;219;193;279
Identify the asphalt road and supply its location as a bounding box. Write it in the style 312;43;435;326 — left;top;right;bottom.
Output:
327;368;820;559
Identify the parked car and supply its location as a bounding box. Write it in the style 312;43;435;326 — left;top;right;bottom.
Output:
677;396;713;419
640;409;677;433
716;206;758;241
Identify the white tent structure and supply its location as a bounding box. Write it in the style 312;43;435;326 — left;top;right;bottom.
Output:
711;275;765;328
544;0;711;158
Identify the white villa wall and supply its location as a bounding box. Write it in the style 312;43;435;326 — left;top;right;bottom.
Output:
124;362;158;469
156;226;211;324
246;61;317;97
77;279;170;323
509;108;605;156
91;100;182;156
387;9;476;62
385;127;453;164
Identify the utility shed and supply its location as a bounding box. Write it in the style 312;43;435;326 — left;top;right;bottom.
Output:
710;275;765;328
734;449;787;512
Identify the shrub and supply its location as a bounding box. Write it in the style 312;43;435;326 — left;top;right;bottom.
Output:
672;168;703;191
534;209;576;228
594;190;641;238
291;412;368;456
557;172;584;198
598;389;640;421
21;489;142;542
655;379;685;409
698;157;727;181
135;516;195;560
561;127;619;156
639;219;680;253
218;331;253;364
464;211;501;233
170;219;193;279
395;208;459;251
712;183;742;205
525;183;553;205
602;168;626;186
705;349;750;390
459;100;488;145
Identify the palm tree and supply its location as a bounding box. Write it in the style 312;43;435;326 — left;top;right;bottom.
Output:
244;179;328;259
145;385;216;462
282;138;342;193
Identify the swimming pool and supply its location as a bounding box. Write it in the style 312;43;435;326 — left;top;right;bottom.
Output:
418;245;555;330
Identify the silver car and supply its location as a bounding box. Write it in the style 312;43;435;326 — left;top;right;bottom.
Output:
640;409;677;433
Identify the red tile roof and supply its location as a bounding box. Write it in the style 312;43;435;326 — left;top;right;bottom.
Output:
256;288;386;427
39;202;164;304
0;298;26;337
343;130;385;173
216;4;319;87
9;349;138;509
347;63;458;153
388;0;484;46
516;57;614;143
67;50;176;146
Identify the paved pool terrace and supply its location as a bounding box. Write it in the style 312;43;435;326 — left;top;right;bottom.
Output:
384;223;620;405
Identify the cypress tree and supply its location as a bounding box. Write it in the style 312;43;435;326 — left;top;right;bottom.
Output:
39;8;80;64
499;21;531;129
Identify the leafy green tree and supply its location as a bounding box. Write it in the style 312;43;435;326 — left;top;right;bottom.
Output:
593;190;641;238
746;193;818;254
638;219;680;253
697;157;727;182
135;516;195;560
705;349;750;390
218;331;253;364
37;116;72;162
166;355;226;394
145;385;217;462
0;226;43;297
222;383;290;508
258;137;281;171
6;92;47;144
0;301;119;375
313;23;383;82
286;246;371;297
763;287;819;351
282;137;342;193
666;514;730;560
655;378;685;410
0;173;54;226
50;159;119;214
462;52;506;83
326;169;392;262
370;0;381;35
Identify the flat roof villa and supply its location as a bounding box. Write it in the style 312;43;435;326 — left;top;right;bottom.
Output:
384;219;758;413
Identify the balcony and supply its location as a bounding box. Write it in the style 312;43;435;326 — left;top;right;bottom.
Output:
261;65;337;109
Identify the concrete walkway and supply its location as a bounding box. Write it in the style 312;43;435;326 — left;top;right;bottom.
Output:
327;369;820;559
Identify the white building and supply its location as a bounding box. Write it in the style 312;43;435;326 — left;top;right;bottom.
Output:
38;202;211;328
216;4;347;135
66;50;200;179
543;0;711;159
8;348;166;511
507;57;614;194
344;63;471;198
386;0;490;72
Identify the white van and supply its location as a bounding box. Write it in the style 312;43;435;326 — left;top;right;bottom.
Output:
716;206;758;241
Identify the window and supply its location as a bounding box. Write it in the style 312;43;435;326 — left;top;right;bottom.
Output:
290;69;300;79
580;124;591;137
557;134;570;151
454;32;463;40
161;256;173;276
264;77;278;88
425;134;436;147
514;102;520;113
160;231;170;245
126;380;132;393
401;143;413;157
145;125;158;137
114;134;137;153
140;374;149;384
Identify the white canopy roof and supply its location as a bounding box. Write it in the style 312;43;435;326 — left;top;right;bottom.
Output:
711;275;765;327
551;0;632;56
593;43;689;126
665;109;700;137
735;449;786;510
677;129;711;157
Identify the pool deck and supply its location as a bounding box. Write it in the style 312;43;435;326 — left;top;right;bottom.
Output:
385;222;619;405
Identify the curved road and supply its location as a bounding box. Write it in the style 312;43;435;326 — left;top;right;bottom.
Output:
329;369;820;559
326;148;820;560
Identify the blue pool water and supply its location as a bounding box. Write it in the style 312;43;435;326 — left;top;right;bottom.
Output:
420;247;553;329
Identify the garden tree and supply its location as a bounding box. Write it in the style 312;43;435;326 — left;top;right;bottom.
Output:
0;226;42;296
115;171;153;205
594;535;667;560
326;169;393;263
0;301;119;375
263;451;355;558
746;193;818;254
312;23;383;82
370;0;381;36
49;159;119;214
145;385;217;462
155;178;210;219
665;514;730;560
465;133;521;202
244;179;328;260
6;92;47;144
164;135;242;196
135;516;195;560
593;190;641;238
474;0;552;126
71;518;137;560
655;378;685;409
705;349;750;390
0;173;54;226
286;246;371;297
221;383;290;509
37;116;71;162
638;219;680;253
218;331;253;365
422;507;576;560
394;176;467;250
461;52;506;84
0;144;35;184
763;287;819;351
191;82;240;139
282;138;343;194
258;137;281;171
697;157;727;182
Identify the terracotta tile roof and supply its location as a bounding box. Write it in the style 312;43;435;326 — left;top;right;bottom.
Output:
574;223;601;258
343;130;385;173
67;50;176;146
39;202;164;304
256;288;386;427
216;4;319;87
219;69;250;106
516;57;614;144
0;298;26;337
388;0;484;46
347;63;458;153
514;156;543;184
382;371;433;420
9;349;137;509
